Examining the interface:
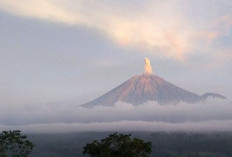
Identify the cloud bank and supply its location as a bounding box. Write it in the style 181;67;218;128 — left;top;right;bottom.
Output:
0;0;232;60
0;98;231;132
1;120;232;133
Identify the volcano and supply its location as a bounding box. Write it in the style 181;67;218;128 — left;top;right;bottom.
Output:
83;58;226;107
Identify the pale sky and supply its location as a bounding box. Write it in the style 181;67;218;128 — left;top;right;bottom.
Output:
0;0;232;132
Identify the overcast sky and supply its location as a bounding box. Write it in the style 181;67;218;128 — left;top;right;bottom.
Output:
0;0;232;132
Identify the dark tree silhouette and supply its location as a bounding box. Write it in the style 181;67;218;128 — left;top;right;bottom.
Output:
83;132;152;157
0;130;34;157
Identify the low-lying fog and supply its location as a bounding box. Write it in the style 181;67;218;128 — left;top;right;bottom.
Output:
1;98;232;133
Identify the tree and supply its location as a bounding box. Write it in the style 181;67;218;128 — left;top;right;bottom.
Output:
83;132;152;157
0;130;34;157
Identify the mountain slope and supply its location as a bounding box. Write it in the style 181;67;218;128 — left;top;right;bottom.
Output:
82;74;226;107
82;58;226;107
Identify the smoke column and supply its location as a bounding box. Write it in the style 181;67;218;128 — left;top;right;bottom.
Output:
144;58;153;74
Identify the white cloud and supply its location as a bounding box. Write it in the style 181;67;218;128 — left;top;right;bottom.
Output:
0;0;231;61
0;98;232;132
1;120;232;133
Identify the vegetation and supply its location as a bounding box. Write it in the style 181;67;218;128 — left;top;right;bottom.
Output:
27;132;232;157
83;132;152;157
0;130;34;157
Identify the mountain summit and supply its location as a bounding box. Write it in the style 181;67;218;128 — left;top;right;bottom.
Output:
83;58;226;107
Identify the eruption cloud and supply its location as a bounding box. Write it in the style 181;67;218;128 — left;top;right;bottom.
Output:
144;58;153;74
